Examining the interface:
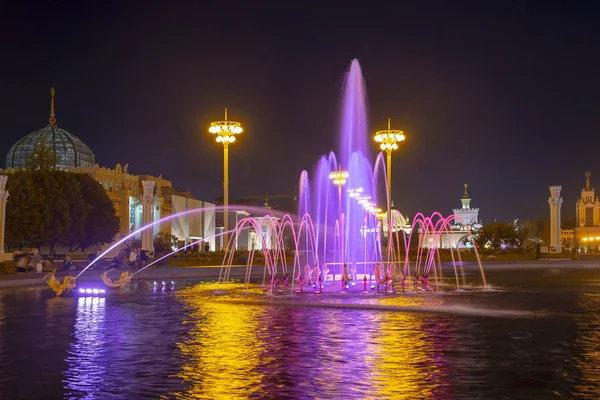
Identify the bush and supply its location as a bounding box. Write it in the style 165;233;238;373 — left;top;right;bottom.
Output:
0;261;17;275
153;232;178;254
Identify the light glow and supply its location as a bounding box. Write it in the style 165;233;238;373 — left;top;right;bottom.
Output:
329;170;350;186
373;123;404;153
209;116;243;147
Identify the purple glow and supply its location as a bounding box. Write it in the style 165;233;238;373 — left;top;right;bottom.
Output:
132;229;235;277
77;206;245;278
78;288;106;296
216;59;487;293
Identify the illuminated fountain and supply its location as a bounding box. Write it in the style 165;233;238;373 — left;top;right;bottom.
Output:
45;59;485;297
219;59;487;292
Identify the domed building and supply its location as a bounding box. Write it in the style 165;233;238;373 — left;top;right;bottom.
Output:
5;88;95;170
2;88;216;253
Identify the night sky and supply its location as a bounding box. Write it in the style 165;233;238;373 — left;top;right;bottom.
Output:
1;1;599;223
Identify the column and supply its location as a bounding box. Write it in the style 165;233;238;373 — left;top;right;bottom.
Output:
0;176;8;261
119;190;130;237
142;180;155;252
548;186;563;253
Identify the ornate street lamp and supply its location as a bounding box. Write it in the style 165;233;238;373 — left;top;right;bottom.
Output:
374;118;405;261
374;118;405;218
209;108;243;250
329;166;349;214
329;166;348;280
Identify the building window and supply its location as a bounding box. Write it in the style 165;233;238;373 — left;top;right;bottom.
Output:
586;208;594;227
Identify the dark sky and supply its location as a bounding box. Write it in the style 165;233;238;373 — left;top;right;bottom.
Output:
1;0;599;223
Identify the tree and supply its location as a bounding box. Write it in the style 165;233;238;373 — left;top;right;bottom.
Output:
75;174;119;251
4;158;118;251
470;222;528;252
25;137;56;171
154;232;178;254
37;170;85;253
5;170;46;248
125;237;141;251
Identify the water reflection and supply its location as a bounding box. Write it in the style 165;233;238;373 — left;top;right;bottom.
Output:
0;269;599;398
173;288;452;399
365;296;435;399
64;296;107;397
63;290;189;399
174;289;265;398
574;293;600;398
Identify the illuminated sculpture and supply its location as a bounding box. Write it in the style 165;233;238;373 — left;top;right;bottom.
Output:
43;270;77;296
321;264;330;283
373;263;382;286
342;263;352;284
101;269;132;289
304;264;312;285
313;264;321;285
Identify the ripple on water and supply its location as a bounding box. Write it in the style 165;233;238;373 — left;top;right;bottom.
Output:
0;274;598;399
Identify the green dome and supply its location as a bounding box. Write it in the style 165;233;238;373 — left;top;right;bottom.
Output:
6;88;95;170
5;125;95;170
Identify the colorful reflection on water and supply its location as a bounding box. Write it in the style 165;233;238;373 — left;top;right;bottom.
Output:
64;297;107;396
0;269;599;398
174;286;447;399
174;286;265;398
574;293;600;397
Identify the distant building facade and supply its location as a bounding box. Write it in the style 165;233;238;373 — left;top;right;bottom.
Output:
3;88;215;253
438;184;482;248
574;172;600;248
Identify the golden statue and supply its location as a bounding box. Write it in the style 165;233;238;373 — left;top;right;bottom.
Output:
342;263;352;284
43;270;77;296
100;269;132;289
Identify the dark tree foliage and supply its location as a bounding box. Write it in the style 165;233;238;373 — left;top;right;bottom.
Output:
74;174;119;251
153;232;178;254
4;145;119;251
4;170;46;248
36;170;85;252
125;237;141;251
25;137;56;171
470;222;529;252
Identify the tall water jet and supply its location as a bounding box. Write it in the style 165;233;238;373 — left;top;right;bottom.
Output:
339;59;369;170
298;170;311;266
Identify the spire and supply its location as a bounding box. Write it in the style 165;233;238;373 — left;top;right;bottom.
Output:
461;184;472;210
48;87;57;127
586;171;591;190
264;192;269;207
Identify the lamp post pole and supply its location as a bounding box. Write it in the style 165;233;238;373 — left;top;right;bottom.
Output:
210;108;243;250
329;165;348;281
374;118;405;263
223;140;229;251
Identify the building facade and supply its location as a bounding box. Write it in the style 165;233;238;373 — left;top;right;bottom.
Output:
4;88;215;253
574;172;600;248
438;184;482;248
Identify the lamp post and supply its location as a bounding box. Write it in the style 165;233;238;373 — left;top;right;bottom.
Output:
329;166;349;214
329;166;348;281
374;118;405;256
209;108;243;250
